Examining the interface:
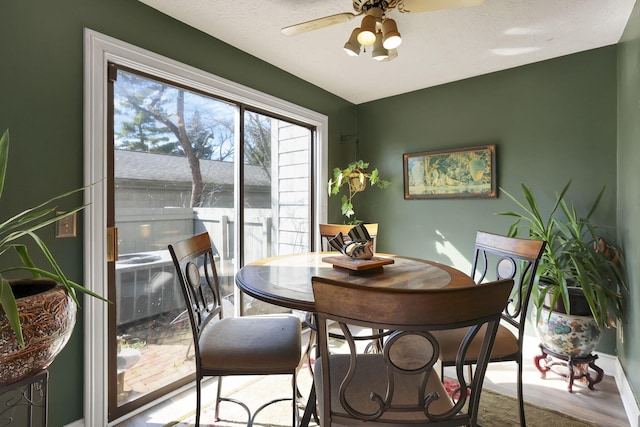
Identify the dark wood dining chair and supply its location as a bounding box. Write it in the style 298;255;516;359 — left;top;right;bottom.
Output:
317;223;382;352
319;223;378;252
168;232;302;426
432;230;546;427
311;276;514;426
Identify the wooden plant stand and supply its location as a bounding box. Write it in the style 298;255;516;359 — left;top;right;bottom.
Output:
534;344;604;392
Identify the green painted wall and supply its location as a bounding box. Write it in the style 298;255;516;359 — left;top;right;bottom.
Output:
617;0;640;409
0;0;636;424
0;1;355;425
352;47;619;350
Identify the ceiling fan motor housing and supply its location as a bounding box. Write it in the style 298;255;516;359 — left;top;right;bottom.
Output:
353;0;401;13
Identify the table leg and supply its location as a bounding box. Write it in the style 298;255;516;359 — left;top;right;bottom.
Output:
300;384;317;427
297;313;319;427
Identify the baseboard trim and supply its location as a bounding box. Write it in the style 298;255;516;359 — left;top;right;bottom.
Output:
613;357;640;427
594;350;617;375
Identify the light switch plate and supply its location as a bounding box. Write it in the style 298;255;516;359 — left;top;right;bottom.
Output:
56;211;77;238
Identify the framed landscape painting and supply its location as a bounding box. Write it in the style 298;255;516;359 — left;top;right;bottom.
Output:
403;145;496;199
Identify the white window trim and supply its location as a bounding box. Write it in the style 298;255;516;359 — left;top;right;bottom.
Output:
83;28;328;426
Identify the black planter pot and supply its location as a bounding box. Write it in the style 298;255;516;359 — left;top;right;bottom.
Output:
541;283;592;316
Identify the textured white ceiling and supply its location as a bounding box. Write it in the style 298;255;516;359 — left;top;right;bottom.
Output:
138;0;636;104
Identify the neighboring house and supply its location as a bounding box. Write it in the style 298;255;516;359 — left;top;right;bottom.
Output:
114;149;271;209
113;150;273;324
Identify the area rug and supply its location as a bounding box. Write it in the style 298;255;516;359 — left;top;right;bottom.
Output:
166;375;599;427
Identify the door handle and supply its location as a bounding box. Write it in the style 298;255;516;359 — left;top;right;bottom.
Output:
107;227;118;262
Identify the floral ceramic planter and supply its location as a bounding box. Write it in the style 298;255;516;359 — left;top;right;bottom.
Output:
535;307;601;357
0;279;76;385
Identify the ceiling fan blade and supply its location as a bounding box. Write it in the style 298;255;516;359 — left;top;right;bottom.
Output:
281;12;362;36
400;0;485;12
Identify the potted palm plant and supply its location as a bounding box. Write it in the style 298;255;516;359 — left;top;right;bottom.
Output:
327;160;390;225
0;129;107;384
497;181;626;357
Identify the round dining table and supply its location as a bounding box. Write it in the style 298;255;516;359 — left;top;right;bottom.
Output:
235;252;474;313
235;252;474;427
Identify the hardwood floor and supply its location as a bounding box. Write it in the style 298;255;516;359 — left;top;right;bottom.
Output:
480;342;630;427
115;335;631;427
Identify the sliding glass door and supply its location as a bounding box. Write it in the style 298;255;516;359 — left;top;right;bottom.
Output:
241;109;313;315
107;65;314;420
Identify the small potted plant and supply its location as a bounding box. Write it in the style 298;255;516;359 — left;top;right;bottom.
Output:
497;181;626;356
327;160;390;225
0;129;107;384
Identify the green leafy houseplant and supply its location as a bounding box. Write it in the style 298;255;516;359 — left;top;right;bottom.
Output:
0;129;106;346
497;181;627;329
327;160;390;225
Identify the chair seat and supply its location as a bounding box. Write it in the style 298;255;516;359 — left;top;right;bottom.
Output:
200;315;301;374
314;354;454;423
432;324;519;363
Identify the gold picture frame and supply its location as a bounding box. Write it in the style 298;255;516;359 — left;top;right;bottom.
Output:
403;145;496;199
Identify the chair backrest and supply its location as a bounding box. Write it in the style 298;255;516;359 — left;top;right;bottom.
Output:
471;231;546;333
319;223;378;252
168;232;223;362
312;277;514;426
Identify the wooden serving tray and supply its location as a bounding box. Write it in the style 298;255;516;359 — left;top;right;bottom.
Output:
322;256;395;275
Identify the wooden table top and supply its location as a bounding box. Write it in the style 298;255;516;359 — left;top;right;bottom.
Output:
235;252;474;312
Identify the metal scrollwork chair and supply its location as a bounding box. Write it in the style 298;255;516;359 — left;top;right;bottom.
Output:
432;230;546;427
168;232;302;427
317;223;383;352
312;275;514;427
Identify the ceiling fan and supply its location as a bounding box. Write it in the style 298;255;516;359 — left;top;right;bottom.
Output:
282;0;484;61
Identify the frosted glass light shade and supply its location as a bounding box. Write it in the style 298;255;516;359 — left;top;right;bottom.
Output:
372;32;389;61
344;28;361;56
357;15;377;46
382;19;402;49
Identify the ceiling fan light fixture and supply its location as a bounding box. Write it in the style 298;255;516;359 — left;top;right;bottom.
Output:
343;28;362;56
372;31;389;61
357;15;377;46
381;18;402;50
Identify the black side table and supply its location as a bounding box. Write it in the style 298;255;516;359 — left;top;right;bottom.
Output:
534;344;603;392
0;370;48;427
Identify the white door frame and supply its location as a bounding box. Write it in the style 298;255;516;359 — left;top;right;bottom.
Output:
83;28;328;426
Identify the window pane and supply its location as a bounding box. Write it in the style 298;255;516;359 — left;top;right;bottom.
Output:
241;110;312;315
113;70;237;407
